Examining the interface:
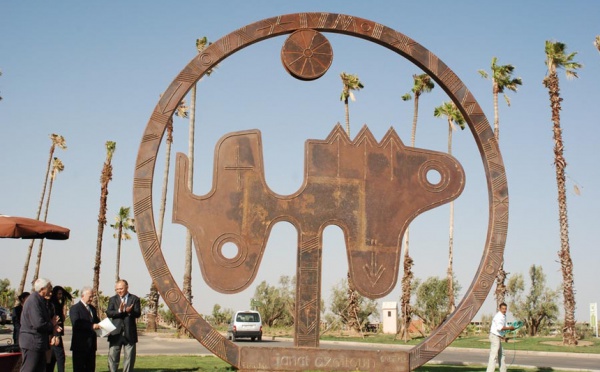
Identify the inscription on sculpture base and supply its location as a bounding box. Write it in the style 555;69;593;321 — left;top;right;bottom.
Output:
238;347;409;372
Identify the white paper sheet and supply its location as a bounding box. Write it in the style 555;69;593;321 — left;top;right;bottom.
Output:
95;317;117;337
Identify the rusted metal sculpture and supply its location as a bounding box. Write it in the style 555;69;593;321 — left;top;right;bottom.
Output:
174;125;465;349
133;13;508;372
281;29;333;80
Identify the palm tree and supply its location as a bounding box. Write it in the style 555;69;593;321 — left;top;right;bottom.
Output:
18;134;67;296
178;37;214;336
402;73;435;146
156;101;188;241
434;101;465;314
92;141;116;311
338;72;364;338
147;100;188;332
397;73;434;342
595;36;600;53
32;157;65;284
183;37;211;309
478;57;522;142
478;57;522;307
543;40;582;346
339;72;364;137
111;206;136;282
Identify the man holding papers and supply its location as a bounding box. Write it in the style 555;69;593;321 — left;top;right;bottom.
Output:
106;279;141;372
69;286;101;372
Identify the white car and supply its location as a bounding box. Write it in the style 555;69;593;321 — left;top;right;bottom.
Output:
227;310;262;342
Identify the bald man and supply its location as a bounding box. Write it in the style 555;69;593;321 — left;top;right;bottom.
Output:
106;279;141;372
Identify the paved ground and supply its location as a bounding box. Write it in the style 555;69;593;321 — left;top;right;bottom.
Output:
3;325;600;371
77;328;600;372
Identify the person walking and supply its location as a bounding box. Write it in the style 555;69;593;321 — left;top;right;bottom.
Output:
46;286;71;372
106;279;141;372
487;302;515;372
69;286;101;372
19;278;61;372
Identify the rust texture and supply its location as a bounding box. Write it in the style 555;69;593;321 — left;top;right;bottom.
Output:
133;13;508;371
281;29;333;81
173;125;464;349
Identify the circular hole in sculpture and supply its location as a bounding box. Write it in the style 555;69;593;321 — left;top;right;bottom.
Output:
426;168;442;186
221;242;239;259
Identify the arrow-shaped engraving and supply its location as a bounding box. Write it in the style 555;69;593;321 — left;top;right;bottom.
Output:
364;251;385;286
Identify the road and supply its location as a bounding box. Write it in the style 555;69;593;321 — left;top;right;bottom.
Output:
59;328;600;371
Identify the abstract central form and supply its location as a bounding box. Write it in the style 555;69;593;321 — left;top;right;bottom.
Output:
134;13;508;372
173;125;464;348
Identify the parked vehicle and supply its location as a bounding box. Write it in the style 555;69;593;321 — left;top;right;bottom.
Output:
0;307;10;325
227;310;262;342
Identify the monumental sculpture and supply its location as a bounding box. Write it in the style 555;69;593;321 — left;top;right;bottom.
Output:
133;13;508;371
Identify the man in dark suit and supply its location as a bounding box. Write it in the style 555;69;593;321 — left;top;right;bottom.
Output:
106;279;141;372
19;278;61;372
69;286;101;372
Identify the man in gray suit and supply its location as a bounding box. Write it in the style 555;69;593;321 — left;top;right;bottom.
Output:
106;279;141;372
19;278;61;372
69;286;101;372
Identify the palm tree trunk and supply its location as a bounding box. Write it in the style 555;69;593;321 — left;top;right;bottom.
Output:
397;95;421;342
344;98;350;136
492;83;508;307
32;240;45;289
346;273;363;336
494;266;507;307
183;84;196;305
342;94;360;335
493;83;500;141
93;161;112;311
446;120;455;313
149;118;173;333
157;119;173;243
179;84;196;337
115;226;123;282
410;94;420;146
545;72;577;346
447;200;455;313
399;247;413;342
32;173;56;285
146;280;160;332
18;145;55;295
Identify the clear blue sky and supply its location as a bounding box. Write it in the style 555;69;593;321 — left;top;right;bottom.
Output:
1;1;599;323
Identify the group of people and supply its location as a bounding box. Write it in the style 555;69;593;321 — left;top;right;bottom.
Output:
13;278;515;372
13;278;141;372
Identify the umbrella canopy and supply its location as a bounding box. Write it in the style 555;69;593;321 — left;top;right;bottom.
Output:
0;215;70;240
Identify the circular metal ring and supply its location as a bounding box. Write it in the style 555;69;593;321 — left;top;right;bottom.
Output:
134;12;508;371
